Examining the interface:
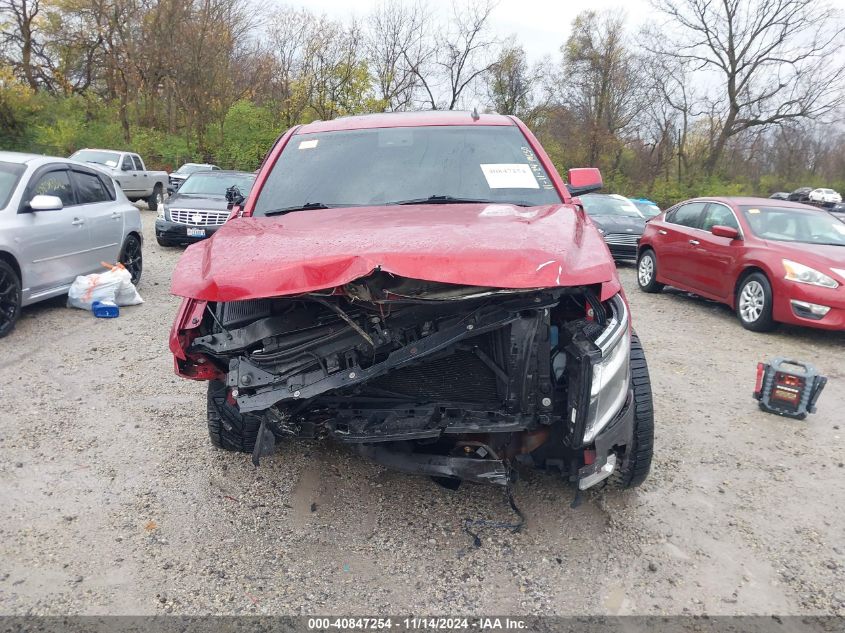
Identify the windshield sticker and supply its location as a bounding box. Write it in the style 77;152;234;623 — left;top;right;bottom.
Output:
480;164;539;189
298;139;319;150
104;161;117;167
521;147;555;190
748;208;761;214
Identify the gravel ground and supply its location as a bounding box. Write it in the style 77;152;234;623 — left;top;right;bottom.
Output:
1;208;844;616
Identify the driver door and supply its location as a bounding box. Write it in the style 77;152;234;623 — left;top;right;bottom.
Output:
115;154;142;197
684;203;744;301
16;166;93;297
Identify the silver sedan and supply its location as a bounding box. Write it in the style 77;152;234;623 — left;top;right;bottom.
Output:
0;151;143;337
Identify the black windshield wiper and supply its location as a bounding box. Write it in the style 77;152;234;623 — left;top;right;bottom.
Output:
388;195;529;207
263;202;333;217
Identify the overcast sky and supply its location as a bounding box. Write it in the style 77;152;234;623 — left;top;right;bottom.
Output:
295;0;652;63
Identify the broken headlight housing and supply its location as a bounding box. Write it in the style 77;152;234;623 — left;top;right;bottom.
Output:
565;294;631;446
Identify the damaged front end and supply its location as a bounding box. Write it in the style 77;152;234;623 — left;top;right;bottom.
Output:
177;272;635;489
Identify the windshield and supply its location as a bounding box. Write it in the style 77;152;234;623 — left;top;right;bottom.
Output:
740;205;845;246
177;173;255;196
70;150;121;169
580;195;642;218
0;161;25;208
631;200;661;218
252;125;562;216
176;164;212;175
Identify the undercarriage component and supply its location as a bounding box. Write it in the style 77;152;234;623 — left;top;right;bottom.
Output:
356;444;511;486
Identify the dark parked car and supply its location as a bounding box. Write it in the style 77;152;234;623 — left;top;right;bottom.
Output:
155;170;255;246
629;198;661;219
787;187;812;202
168;111;655;493
769;192;790;200
579;194;646;262
168;162;220;190
637;197;845;331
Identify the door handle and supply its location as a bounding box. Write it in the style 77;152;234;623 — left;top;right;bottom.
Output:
689;239;700;246
72;218;85;226
110;212;120;219
658;230;668;235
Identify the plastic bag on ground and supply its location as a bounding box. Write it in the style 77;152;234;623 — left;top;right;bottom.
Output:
67;263;143;311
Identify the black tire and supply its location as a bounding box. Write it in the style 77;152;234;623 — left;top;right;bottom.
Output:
147;184;164;212
636;249;664;293
119;234;143;285
206;380;261;452
608;332;654;489
736;272;776;332
156;236;172;247
0;259;22;338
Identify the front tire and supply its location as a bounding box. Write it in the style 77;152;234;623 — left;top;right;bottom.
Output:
0;259;22;338
736;272;776;332
609;332;654;489
637;249;664;293
206;380;261;452
147;184;164;212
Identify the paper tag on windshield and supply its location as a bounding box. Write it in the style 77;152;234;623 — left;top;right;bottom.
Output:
298;139;319;149
480;164;539;189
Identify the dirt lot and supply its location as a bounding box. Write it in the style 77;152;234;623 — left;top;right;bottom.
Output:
1;209;844;616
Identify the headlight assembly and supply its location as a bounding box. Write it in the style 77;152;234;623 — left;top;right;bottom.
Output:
158;205;166;220
563;293;631;446
783;260;838;289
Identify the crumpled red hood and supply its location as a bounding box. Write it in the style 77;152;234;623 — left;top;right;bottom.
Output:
170;203;618;301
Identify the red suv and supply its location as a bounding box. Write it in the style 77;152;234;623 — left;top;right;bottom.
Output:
169;112;654;492
637;197;845;331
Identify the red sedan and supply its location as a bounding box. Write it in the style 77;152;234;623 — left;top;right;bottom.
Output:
637;197;845;331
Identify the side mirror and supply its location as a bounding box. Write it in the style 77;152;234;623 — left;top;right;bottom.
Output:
567;168;603;196
711;225;740;240
29;194;64;211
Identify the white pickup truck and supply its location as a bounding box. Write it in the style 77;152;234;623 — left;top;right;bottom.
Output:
69;149;169;211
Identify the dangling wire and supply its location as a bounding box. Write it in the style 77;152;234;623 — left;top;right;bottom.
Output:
463;472;525;548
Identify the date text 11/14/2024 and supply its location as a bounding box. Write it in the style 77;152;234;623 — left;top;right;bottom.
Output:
307;617;528;630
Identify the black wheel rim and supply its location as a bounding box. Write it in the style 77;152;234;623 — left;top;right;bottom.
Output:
0;267;20;333
121;238;142;284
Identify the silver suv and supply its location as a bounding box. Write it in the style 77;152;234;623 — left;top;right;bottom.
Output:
0;151;143;337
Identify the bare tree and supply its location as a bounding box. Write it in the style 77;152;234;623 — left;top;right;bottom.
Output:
407;0;498;110
561;10;644;166
0;0;46;89
485;40;549;122
649;0;845;175
366;0;430;111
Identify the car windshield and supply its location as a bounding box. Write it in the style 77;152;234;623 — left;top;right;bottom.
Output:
178;173;255;196
580;195;642;218
70;150;121;169
631;200;661;218
252;125;562;216
740;205;845;246
176;164;211;175
0;161;25;208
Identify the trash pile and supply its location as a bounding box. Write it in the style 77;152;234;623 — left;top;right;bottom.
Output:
67;263;143;318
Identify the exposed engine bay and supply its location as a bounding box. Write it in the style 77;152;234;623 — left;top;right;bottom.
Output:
185;272;634;488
